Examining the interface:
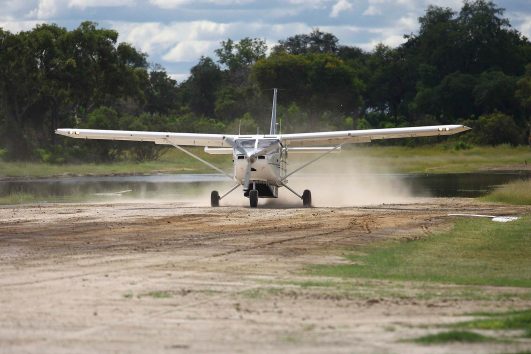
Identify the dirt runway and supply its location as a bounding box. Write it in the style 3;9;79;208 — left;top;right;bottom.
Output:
0;198;530;353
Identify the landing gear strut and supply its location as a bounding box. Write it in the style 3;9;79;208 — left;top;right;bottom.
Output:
249;189;258;208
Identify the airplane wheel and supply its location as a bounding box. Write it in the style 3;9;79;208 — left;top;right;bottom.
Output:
302;189;311;207
211;191;220;207
249;190;258;208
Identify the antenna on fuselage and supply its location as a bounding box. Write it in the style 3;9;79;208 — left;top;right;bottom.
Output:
270;88;277;135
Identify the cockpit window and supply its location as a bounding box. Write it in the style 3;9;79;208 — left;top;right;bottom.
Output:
237;139;256;148
257;139;277;148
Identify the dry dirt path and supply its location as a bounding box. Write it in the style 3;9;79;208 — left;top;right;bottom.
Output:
0;198;529;353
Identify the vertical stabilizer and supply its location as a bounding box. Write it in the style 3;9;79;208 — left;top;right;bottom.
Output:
270;88;277;135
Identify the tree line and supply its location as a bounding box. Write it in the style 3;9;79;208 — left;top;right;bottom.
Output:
0;0;529;162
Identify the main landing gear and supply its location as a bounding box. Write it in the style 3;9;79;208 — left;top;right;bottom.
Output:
211;191;220;207
211;186;311;208
302;189;312;207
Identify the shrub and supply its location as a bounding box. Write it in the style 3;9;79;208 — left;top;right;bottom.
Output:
465;112;525;146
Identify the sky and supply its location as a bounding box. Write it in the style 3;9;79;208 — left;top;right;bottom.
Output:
1;0;530;82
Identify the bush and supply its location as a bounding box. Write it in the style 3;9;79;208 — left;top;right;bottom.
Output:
33;146;66;164
0;148;6;161
465;112;525;146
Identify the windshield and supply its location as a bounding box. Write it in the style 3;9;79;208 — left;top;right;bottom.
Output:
257;139;277;149
237;139;256;149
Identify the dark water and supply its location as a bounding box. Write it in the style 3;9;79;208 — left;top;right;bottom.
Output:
0;172;528;202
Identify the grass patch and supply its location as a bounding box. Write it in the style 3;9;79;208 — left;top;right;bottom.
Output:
310;217;531;287
455;309;531;336
144;291;172;299
414;330;491;344
0;147;232;178
482;179;531;205
239;287;286;299
1;145;529;178
339;144;531;174
287;280;337;288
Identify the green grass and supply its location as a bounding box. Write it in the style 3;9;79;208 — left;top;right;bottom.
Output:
455;309;531;337
338;144;531;174
309;217;531;287
0;147;232;178
1;144;529;178
414;330;492;344
144;291;172;299
482;179;531;205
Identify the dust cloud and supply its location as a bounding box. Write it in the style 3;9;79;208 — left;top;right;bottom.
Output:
111;149;417;208
270;151;416;207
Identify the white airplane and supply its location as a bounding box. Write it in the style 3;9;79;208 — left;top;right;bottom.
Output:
56;89;470;207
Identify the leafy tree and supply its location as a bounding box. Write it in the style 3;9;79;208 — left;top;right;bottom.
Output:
215;38;267;72
144;69;179;115
273;29;339;55
182;57;222;118
473;70;518;115
365;45;416;124
457;0;527;75
516;64;531;119
83;107;121;161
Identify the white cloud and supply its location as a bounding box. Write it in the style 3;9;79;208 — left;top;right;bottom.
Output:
28;0;62;19
362;5;381;16
169;73;190;82
163;40;218;61
0;0;29;20
520;16;531;38
330;0;352;18
0;20;45;32
288;0;329;6
112;21;230;55
112;20;314;62
149;0;254;9
510;12;531;39
68;0;135;9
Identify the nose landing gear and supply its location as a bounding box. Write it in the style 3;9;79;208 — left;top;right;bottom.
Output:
249;189;258;208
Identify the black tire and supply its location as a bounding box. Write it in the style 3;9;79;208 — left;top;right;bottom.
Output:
249;189;258;208
302;189;311;207
211;191;220;207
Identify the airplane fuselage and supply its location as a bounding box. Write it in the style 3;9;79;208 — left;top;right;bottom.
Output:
233;138;285;197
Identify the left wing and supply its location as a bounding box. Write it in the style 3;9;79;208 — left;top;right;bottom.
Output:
280;125;470;146
55;129;234;147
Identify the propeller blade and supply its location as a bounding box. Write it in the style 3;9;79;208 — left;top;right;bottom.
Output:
224;137;247;156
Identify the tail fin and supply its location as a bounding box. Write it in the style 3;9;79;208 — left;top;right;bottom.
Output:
269;88;277;135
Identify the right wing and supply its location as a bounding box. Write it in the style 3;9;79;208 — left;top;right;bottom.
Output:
55;128;234;147
280;125;470;146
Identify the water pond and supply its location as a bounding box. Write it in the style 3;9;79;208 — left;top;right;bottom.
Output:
0;171;528;204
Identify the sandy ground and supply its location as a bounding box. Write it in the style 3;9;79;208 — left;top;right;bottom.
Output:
0;198;530;354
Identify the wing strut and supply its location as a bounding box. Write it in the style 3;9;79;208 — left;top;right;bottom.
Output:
168;142;234;181
281;144;342;182
219;183;241;200
280;182;302;199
